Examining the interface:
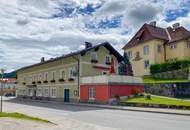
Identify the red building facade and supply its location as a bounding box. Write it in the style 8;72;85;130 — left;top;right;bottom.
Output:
80;75;144;103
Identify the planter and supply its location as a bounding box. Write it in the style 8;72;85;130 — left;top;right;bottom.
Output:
68;78;74;81
43;80;48;83
32;82;36;84
37;81;41;84
91;59;98;63
105;62;111;65
50;80;56;83
59;79;65;82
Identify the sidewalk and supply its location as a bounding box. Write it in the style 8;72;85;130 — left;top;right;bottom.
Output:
13;98;190;116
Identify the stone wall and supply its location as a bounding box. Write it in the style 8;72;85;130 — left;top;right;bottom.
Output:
152;68;189;80
144;82;190;98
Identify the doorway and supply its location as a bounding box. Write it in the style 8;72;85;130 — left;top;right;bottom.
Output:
64;89;70;102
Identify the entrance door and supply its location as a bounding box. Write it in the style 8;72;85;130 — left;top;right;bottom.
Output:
64;89;70;102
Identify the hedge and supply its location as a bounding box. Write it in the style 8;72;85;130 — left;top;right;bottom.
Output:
150;59;190;74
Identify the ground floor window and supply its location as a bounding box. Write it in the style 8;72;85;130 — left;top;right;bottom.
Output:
28;89;33;96
51;87;56;98
88;87;95;99
44;88;49;97
37;88;42;96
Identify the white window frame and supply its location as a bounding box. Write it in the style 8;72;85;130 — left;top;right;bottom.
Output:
105;55;111;63
38;73;42;81
43;88;49;97
143;45;149;55
187;42;190;48
91;52;97;60
37;88;42;97
127;51;132;59
157;44;162;53
69;67;77;79
51;71;56;80
88;87;95;99
144;60;150;69
170;43;177;49
44;72;48;81
51;87;56;98
60;69;65;79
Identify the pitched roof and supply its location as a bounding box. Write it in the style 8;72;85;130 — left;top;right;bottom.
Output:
17;42;123;72
123;23;190;49
166;26;190;43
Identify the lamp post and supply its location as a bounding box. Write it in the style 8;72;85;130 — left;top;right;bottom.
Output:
0;69;5;113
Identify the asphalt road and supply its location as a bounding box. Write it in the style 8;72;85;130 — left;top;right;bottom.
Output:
2;97;190;130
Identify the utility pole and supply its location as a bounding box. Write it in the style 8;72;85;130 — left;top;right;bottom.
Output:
0;69;5;113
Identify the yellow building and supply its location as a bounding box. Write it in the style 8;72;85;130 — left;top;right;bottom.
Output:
123;22;190;76
16;42;123;102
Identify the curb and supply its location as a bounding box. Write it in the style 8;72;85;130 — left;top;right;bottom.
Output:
11;98;190;117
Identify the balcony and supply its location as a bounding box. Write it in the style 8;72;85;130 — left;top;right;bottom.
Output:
32;81;36;84
81;75;143;84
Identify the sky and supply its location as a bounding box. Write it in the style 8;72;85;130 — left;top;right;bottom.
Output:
0;0;190;72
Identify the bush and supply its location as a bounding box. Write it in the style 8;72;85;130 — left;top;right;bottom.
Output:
150;59;190;74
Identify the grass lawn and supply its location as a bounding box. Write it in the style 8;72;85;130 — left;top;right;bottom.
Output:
123;95;190;107
143;77;189;83
0;112;50;123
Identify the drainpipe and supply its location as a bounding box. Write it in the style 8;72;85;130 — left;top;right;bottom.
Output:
72;56;80;100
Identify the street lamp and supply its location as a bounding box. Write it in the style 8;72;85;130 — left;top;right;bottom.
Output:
0;69;5;112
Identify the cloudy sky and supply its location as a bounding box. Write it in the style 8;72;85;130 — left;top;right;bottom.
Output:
1;0;190;72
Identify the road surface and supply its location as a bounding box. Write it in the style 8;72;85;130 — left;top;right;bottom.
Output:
2;98;190;130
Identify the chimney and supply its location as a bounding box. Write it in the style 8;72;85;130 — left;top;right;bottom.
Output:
41;57;45;62
149;21;156;27
172;23;180;30
85;42;93;49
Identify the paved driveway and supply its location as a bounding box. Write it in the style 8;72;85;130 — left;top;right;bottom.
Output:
2;98;190;130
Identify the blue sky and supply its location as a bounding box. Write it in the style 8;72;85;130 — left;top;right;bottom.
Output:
0;0;190;71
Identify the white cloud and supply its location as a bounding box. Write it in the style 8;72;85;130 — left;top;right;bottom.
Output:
0;0;189;71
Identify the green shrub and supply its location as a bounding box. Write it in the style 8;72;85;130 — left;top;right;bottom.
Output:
150;59;190;74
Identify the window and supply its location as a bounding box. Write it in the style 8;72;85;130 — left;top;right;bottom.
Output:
37;89;42;96
88;87;95;99
105;55;111;63
187;42;190;48
44;88;49;97
51;88;56;98
143;45;149;55
52;71;56;80
60;70;65;79
157;45;162;53
170;43;177;49
44;72;48;81
136;51;140;58
127;51;132;59
38;74;42;81
69;67;77;78
28;89;33;96
91;52;97;60
144;60;150;69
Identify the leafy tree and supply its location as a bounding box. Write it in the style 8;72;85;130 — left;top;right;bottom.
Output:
119;52;133;76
